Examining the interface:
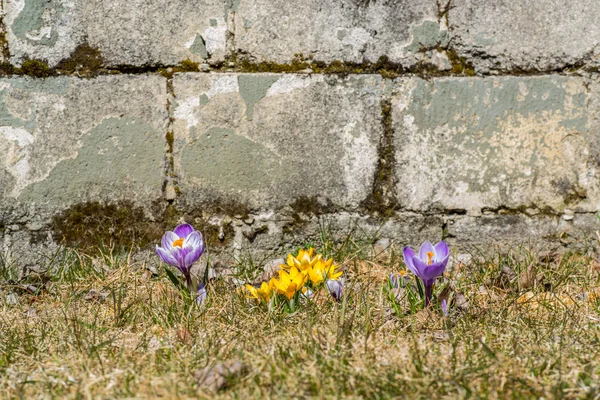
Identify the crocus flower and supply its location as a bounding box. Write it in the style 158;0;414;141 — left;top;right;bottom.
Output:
156;223;205;289
272;266;307;299
197;283;207;306
245;281;273;302
282;248;320;272
326;279;344;302
403;241;449;307
307;258;343;285
441;299;448;316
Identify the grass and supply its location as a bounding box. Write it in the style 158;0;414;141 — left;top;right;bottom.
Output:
1;227;600;399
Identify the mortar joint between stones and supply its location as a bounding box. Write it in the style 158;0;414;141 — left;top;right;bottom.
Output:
359;98;398;218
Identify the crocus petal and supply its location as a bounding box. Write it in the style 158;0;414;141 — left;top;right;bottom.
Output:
183;231;204;252
156;245;178;267
420;260;447;281
403;247;418;275
308;267;323;285
441;299;448;316
389;273;399;288
260;281;270;293
161;231;179;250
172;247;192;274
411;256;430;281
197;283;207;306
433;241;449;262
278;270;291;285
328;269;343;280
286;254;295;268
184;246;203;269
418;241;435;262
326;279;343;302
174;223;194;238
245;284;258;298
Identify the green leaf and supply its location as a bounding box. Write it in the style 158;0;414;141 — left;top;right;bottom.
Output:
480;340;498;361
164;266;185;291
202;254;210;287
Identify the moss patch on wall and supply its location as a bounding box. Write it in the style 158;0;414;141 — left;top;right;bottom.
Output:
20;59;53;78
55;44;104;76
282;196;336;234
179;59;200;72
445;48;475;76
51;201;164;251
360;99;398;217
50;198;252;254
229;53;476;79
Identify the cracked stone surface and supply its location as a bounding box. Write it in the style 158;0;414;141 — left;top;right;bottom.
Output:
233;0;442;66
3;0;227;67
171;73;385;211
0;74;168;222
0;73;167;267
446;213;600;251
1;71;600;269
4;0;600;72
448;0;600;72
393;76;598;216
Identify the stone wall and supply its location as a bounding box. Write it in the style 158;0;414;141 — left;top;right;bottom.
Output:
1;0;600;268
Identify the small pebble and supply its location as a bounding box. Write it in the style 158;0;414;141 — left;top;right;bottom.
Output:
562;209;574;221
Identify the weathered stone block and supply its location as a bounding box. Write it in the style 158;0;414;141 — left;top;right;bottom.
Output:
3;0;228;67
80;0;228;67
234;0;444;66
0;74;168;221
393;76;594;216
445;213;599;251
449;0;600;72
233;212;444;261
171;73;385;211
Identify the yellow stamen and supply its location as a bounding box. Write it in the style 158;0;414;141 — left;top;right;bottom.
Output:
427;251;434;266
173;238;184;248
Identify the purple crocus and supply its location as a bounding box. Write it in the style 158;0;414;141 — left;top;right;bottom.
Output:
326;279;344;302
389;273;400;288
156;223;205;289
403;241;449;307
197;283;207;306
441;299;449;316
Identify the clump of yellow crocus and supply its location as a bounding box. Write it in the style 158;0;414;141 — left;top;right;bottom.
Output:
245;247;344;309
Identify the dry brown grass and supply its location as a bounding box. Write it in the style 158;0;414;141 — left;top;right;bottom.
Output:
1;240;600;399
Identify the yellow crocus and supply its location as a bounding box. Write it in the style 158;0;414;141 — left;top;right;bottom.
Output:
307;257;343;285
245;281;272;302
272;266;307;299
281;248;321;272
307;259;327;285
323;258;343;281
